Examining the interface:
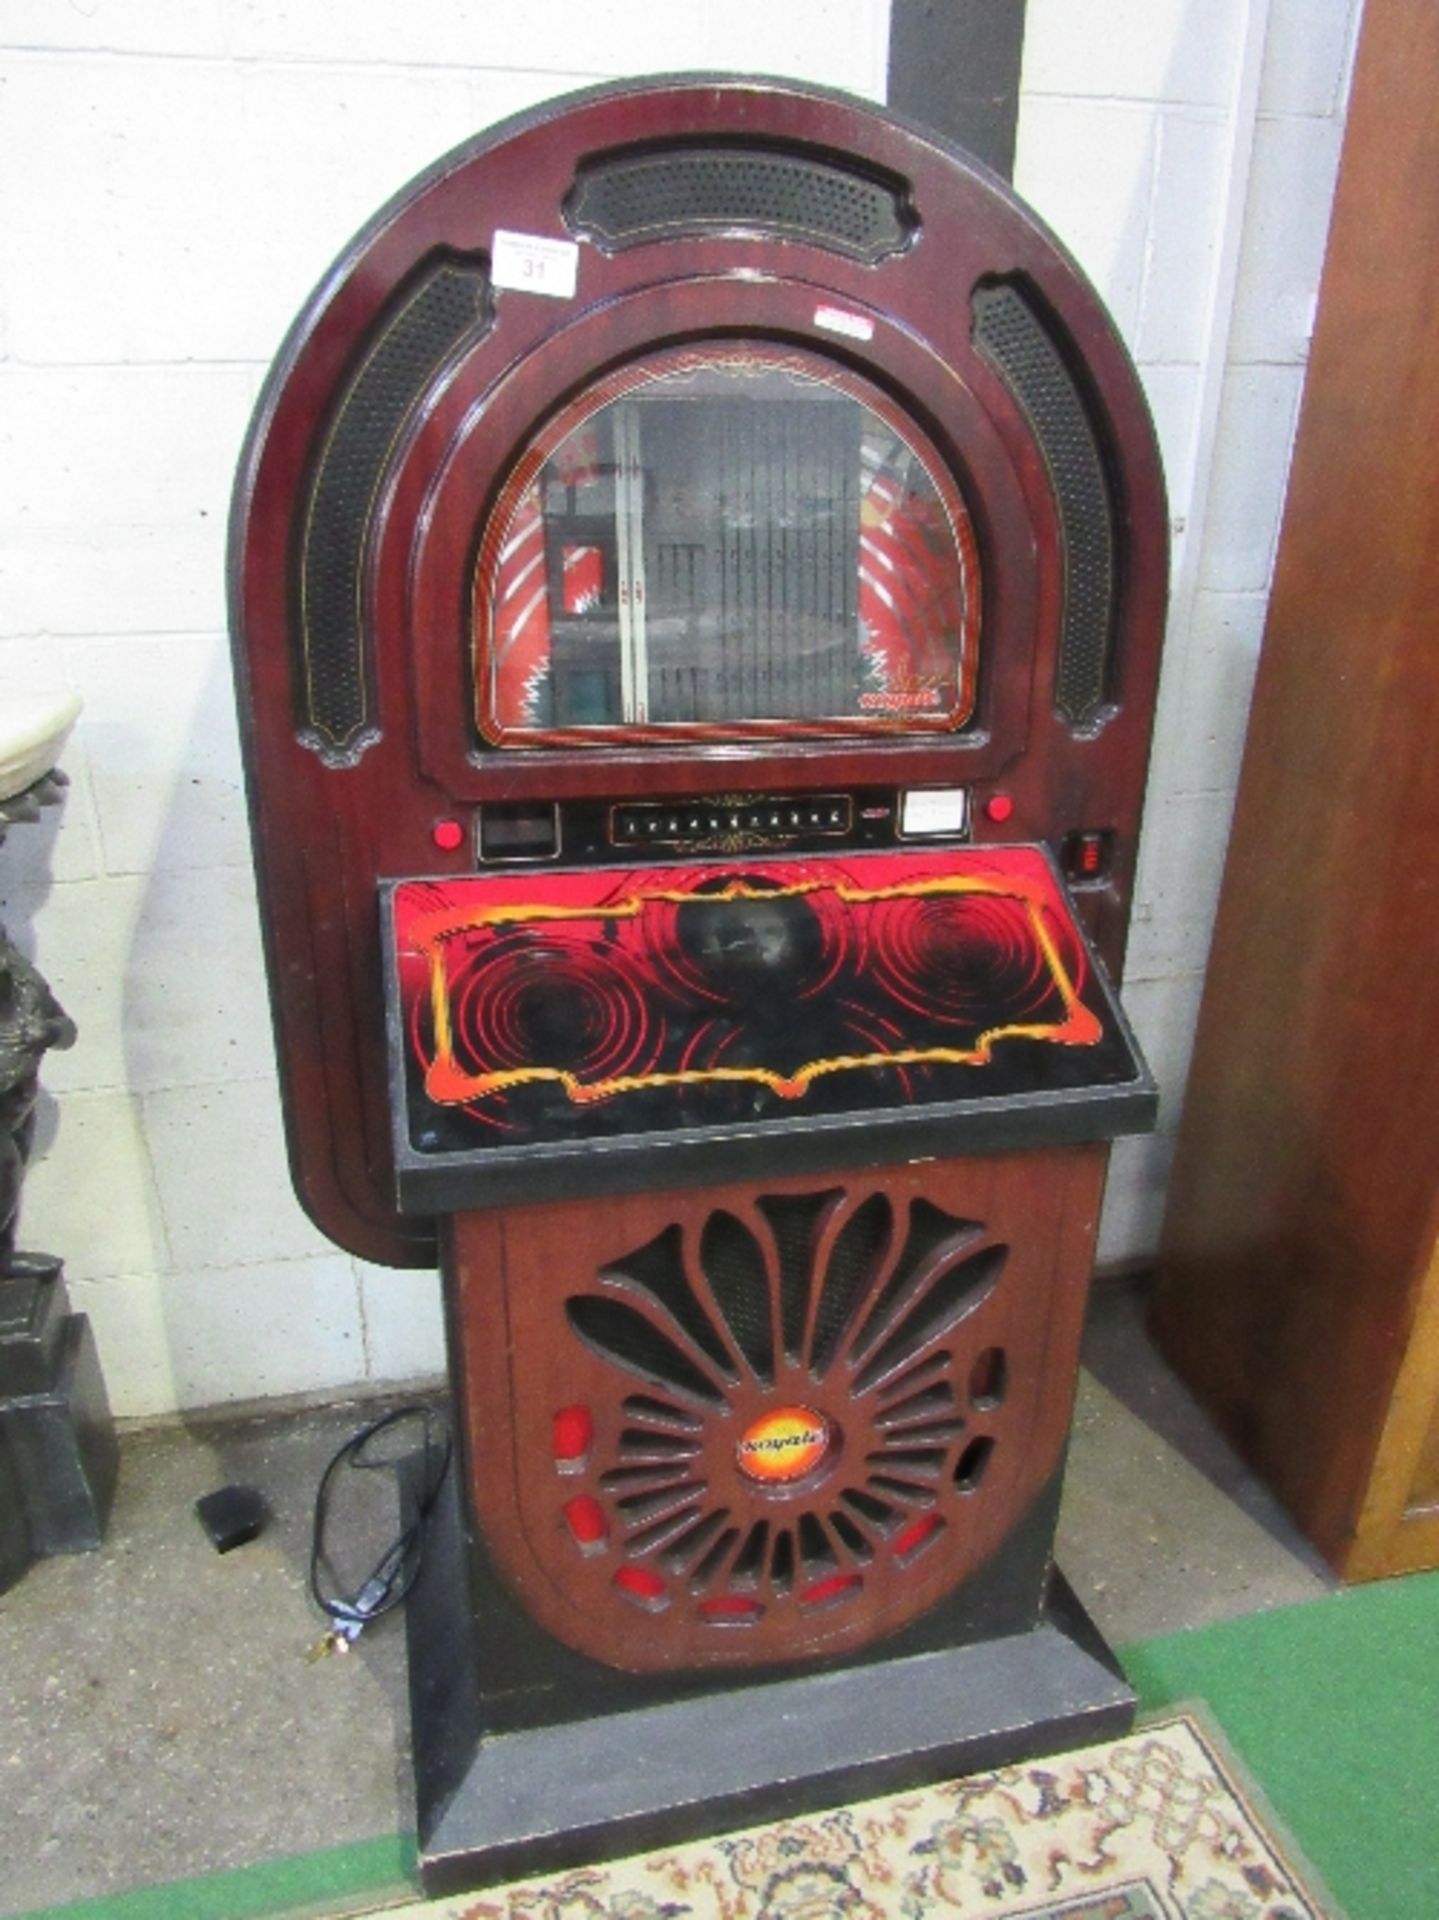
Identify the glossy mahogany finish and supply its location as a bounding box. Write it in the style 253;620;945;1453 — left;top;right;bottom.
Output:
231;76;1167;1269
448;1144;1107;1671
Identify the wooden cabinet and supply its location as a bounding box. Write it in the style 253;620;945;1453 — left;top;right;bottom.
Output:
1152;0;1439;1582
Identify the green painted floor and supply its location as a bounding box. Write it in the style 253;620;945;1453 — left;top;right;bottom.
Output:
9;1837;412;1920
1125;1569;1439;1920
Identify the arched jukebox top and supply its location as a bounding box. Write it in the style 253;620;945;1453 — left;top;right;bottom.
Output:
230;77;1167;1270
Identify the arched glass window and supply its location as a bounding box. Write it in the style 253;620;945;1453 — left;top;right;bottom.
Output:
474;344;980;746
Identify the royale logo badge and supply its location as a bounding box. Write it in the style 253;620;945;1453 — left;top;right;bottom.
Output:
736;1406;832;1485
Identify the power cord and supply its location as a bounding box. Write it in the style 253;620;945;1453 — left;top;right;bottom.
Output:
307;1403;452;1659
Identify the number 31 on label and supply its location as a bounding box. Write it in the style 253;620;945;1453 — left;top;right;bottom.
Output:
491;229;581;301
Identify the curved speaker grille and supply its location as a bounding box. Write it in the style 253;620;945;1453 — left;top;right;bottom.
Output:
565;143;917;262
560;1189;1010;1626
296;255;490;761
972;279;1117;730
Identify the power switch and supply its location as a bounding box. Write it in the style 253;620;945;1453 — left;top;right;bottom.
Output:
1062;829;1111;884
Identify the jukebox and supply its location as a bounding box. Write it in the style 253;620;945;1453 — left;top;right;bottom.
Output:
230;78;1167;1891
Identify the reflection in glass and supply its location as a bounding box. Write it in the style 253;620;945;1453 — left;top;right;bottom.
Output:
478;347;978;744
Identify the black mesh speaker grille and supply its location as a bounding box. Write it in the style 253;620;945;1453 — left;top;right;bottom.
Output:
972;281;1117;729
296;257;490;761
809;1193;892;1374
603;1224;737;1378
565;143;916;262
699;1209;777;1383
756;1190;838;1361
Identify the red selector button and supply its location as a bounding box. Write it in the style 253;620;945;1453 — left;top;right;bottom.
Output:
984;794;1015;825
431;818;465;852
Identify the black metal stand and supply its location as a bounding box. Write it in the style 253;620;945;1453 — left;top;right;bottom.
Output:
403;1455;1134;1897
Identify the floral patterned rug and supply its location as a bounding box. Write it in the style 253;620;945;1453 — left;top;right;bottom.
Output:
358;1713;1337;1920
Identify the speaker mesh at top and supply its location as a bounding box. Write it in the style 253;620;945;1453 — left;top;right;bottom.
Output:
972;281;1117;730
566;144;916;263
297;258;490;762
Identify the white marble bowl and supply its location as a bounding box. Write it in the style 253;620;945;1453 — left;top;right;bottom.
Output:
0;690;83;803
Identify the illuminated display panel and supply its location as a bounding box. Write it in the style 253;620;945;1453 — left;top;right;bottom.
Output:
474;344;981;748
386;846;1142;1170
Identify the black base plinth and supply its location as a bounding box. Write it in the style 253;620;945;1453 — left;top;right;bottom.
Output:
405;1460;1135;1898
0;1273;117;1564
0;1434;32;1594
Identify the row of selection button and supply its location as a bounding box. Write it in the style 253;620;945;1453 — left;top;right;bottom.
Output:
613;798;851;843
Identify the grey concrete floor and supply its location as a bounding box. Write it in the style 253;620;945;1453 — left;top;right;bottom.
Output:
1055;1275;1333;1639
0;1276;1334;1919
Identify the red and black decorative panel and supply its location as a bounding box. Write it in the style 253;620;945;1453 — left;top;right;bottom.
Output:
385;846;1151;1207
450;1147;1106;1672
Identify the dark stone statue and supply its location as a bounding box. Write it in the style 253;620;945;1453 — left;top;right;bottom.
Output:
0;767;115;1589
0;770;77;1279
0;938;75;1280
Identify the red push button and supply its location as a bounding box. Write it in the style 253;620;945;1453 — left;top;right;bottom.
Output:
431;818;465;852
984;794;1015;824
552;1404;592;1466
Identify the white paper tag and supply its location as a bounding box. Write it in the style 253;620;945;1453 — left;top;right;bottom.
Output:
814;304;875;343
900;787;970;837
492;229;580;300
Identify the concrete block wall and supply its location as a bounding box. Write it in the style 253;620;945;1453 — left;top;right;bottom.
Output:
1013;0;1359;1262
0;0;1356;1417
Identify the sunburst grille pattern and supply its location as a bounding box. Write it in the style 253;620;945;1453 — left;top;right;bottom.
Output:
557;1190;1010;1636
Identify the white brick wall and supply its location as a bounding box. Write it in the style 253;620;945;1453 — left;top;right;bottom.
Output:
0;0;1356;1414
0;1;889;1419
1013;0;1360;1260
1118;0;1357;1263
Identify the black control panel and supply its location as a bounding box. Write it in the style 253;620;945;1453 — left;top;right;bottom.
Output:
613;794;852;847
473;789;927;866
